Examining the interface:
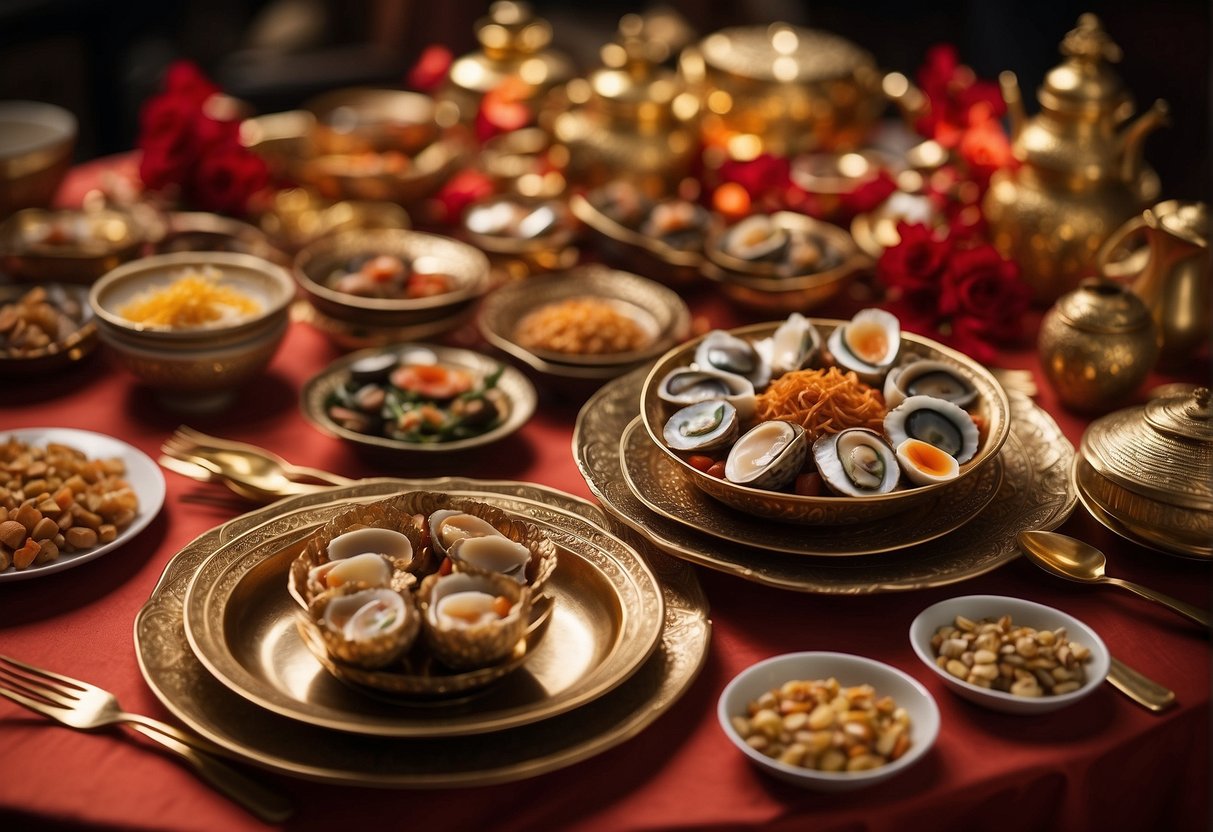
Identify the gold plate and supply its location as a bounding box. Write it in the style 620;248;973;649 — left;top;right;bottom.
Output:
135;478;711;786
576;367;1076;593
619;417;1004;556
1073;457;1212;560
300;343;537;455
181;489;665;736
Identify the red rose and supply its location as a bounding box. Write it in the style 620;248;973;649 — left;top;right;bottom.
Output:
138;92;197;151
877;222;950;293
192;113;241;152
429;169;495;225
718;153;791;199
408;46;453;93
139;131;195;190
914;44;1005;147
939;244;1028;342
164;61;220;106
958;105;1014;189
190;146;268;215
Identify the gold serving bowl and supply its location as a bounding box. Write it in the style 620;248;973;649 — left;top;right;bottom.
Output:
293;228;490;342
240;109;315;183
0;283;97;375
299;135;467;206
306;88;446;156
640;319;1010;524
570;192;706;289
460;194;578;279
150;211;287;264
701;212;871;314
0;101;76;218
478;266;692;373
0;207;145;283
1074;387;1213;559
88;251;295;411
253;187;410;254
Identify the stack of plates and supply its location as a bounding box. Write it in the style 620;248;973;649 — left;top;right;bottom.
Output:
574;361;1079;594
135;478;710;786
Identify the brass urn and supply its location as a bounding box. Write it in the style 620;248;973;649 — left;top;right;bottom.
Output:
984;14;1168;306
551;26;699;197
441;1;574;124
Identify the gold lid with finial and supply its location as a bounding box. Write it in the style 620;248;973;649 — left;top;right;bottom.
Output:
1039;14;1131;116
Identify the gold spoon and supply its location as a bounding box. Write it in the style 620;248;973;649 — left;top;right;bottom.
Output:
1017;531;1211;631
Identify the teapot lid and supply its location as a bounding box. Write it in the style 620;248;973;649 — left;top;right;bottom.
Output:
1053;278;1154;334
697;23;874;83
449;2;574;95
1082;387;1213;511
1039;14;1131;115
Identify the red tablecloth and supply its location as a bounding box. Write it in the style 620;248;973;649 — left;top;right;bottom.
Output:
0;161;1209;831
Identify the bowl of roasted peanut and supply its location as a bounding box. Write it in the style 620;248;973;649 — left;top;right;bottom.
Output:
718;652;939;791
909;595;1110;715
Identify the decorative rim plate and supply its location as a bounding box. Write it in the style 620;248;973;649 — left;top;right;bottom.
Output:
135;478;711;786
300;343;537;455
181;489;666;736
0;427;165;582
619;416;1004;556
575;366;1076;593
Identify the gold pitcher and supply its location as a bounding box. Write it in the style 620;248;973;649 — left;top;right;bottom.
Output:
983;14;1168;306
1098;200;1209;365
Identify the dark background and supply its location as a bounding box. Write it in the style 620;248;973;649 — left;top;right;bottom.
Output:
0;0;1207;200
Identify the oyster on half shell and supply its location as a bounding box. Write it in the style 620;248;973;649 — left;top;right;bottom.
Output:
447;535;533;584
310;584;420;670
663;399;740;452
827;308;900;382
724;420;807;490
884;395;980;464
884;359;977;410
427;510;505;559
766;312;822;376
812;428;899;496
420;570;531;670
657;367;757;420
694;330;770;389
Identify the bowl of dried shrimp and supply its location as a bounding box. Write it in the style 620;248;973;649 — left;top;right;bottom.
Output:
639;311;1009;524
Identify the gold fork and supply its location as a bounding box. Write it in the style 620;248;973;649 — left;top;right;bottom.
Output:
169;426;353;486
0;654;293;822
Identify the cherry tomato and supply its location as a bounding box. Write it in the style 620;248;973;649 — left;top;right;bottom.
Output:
687;454;715;472
794;472;824;497
706;461;727;479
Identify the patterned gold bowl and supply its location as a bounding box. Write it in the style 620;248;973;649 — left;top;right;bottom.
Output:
0;101;76;217
570;192;706;289
701;213;871;314
294;228;490;335
640;319;1010;524
0;207;146;284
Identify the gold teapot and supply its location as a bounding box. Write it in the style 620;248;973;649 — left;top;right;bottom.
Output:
984;14;1168;306
551;24;699;197
1098;200;1209;365
442;1;574;124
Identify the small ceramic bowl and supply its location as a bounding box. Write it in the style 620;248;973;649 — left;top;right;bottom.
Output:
0;282;97;375
0;100;76;217
909;595;1111;715
293;228;490;337
0;207;145;283
88;251;295;411
718;652;940;791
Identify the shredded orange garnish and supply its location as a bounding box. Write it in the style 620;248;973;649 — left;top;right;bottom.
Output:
119;268;260;328
754;367;886;440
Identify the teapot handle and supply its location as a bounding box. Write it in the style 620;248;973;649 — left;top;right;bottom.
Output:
1096;215;1150;283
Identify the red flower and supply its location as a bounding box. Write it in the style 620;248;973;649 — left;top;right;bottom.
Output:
428;169;495;225
190;147;268;215
138;93;197;151
476;77;532;142
163;61;220;106
915;44;1005;149
958;104;1015;190
840;169;897;217
877;222;950;293
718;153;791;199
408;46;453;93
939;244;1028;342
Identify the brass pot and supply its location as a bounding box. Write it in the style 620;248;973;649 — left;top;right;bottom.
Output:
1038;278;1159;413
680;23;886;156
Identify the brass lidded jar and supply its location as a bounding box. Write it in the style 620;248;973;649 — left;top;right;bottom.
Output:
442;1;574;123
1078;387;1213;558
680;23;883;157
1038;278;1159;413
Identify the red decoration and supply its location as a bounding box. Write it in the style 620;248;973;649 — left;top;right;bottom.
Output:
428;169;495;225
475;77;532;142
914;44;1005;149
878;221;1029;364
137;60;268;216
407;46;453;94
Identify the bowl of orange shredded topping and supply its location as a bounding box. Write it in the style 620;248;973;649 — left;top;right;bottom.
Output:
88;252;295;410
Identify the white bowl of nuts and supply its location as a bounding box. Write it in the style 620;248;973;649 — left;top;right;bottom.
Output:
909;595;1111;715
717;652;940;791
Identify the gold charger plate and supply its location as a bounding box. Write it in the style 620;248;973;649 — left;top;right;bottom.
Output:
135;478;711;787
181;489;665;737
575;367;1076;593
619;416;1004;556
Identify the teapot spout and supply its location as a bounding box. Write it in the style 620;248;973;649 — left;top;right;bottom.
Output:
999;71;1026;141
1120;99;1169;185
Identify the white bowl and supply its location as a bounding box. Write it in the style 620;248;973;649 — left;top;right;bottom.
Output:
909;595;1111;715
717;652;940;791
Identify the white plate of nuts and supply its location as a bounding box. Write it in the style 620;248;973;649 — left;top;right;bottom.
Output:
909;595;1111;715
0;428;165;582
717;652;940;791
